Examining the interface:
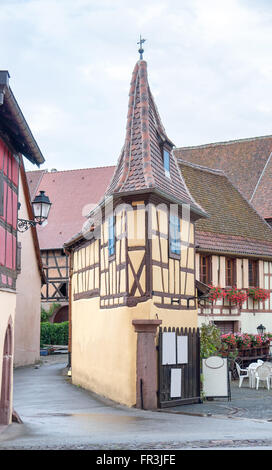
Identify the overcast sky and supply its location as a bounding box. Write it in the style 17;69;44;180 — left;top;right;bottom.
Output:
1;0;272;172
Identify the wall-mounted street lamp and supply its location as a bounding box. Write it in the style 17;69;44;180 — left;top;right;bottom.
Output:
257;324;266;335
18;190;52;233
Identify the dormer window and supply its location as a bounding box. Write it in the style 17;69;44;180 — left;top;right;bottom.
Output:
163;148;170;178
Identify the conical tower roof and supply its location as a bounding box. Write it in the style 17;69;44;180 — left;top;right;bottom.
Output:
105;59;206;218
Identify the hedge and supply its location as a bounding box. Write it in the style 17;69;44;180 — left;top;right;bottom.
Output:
40;321;69;347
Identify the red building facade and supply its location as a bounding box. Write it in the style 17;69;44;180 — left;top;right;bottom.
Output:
0;139;19;290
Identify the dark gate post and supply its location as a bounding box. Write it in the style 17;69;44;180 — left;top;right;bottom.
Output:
132;319;162;410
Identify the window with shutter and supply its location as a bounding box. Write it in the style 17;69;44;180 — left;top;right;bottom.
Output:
248;260;258;287
199;254;212;285
225;258;236;287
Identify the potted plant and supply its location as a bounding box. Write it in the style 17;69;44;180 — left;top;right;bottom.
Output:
247;288;270;302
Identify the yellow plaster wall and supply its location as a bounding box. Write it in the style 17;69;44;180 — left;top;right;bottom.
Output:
71;205;198;407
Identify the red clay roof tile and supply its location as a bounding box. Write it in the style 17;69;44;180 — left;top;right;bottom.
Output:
26;166;115;250
175;135;272;219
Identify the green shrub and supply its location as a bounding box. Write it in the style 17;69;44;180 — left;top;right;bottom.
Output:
40;321;69;347
200;322;222;359
41;303;61;322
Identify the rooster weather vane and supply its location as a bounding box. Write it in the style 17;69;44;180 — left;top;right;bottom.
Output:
137;35;146;60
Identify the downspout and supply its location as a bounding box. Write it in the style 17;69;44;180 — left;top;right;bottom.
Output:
65;248;73;370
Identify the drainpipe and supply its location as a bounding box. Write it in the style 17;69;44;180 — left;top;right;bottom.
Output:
64;248;73;369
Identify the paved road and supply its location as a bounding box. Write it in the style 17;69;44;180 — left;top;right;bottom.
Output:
1;356;272;450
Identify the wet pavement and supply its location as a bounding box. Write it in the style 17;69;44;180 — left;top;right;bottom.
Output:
1;355;272;450
167;378;272;421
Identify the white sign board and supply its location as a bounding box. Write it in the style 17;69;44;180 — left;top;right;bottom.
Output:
202;356;229;398
177;336;188;364
170;368;182;397
162;332;176;365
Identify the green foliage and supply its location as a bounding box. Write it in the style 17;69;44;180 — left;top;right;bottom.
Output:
200;322;222;359
40;321;69;347
41;303;61;322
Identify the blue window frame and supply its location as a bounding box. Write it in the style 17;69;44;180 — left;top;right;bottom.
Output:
108;214;115;257
163;149;170;178
169;214;181;255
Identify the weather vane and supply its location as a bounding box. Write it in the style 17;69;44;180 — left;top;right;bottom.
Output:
137;35;146;60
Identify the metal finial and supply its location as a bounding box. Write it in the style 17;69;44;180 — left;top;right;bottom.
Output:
137;35;146;60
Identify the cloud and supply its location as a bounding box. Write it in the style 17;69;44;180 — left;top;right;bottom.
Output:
0;0;271;172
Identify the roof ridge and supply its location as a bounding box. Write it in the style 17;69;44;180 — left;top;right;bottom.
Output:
250;150;272;202
176;134;272;151
179;159;226;176
26;165;116;174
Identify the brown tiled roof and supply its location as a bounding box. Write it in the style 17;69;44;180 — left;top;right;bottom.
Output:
179;161;272;258
105;60;205;218
251;153;272;219
26;166;115;250
175;135;272;219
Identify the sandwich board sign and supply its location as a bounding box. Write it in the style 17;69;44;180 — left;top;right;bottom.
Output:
202;356;231;400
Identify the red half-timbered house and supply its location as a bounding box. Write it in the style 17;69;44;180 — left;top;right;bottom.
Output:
0;70;44;425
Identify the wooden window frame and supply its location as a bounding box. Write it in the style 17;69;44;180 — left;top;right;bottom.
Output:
225;257;236;287
199;254;212;285
248;259;259;287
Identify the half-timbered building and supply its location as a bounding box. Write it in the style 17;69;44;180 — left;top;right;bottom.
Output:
0;70;44;425
26;166;115;322
64;58;206;408
179;160;272;334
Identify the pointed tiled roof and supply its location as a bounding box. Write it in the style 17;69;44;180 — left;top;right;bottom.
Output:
105;60;206;217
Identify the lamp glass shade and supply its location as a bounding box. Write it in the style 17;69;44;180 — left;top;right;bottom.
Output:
32;191;51;222
257;324;266;335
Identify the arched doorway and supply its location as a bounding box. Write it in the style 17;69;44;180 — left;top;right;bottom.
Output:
0;321;12;425
51;305;68;323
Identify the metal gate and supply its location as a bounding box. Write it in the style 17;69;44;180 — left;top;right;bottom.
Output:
158;327;201;408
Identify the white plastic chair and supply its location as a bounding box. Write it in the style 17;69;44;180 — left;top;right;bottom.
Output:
255;364;271;390
235;362;249;387
248;360;264;388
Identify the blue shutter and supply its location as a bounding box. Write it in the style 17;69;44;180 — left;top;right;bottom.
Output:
170;215;181;255
108;215;115;257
